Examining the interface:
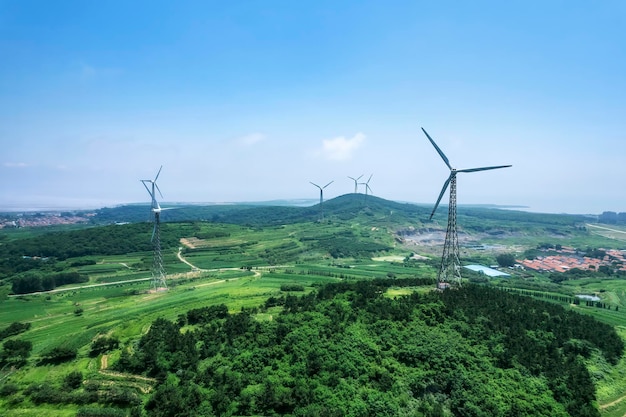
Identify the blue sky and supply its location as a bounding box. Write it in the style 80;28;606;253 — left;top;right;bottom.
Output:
1;1;624;214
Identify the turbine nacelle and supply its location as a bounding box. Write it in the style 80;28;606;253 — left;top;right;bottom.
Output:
310;180;333;203
309;180;334;191
141;165;164;212
141;166;167;242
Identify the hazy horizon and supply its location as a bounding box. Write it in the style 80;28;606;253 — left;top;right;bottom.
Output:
0;195;608;217
2;1;624;215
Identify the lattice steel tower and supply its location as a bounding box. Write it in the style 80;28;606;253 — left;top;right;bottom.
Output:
141;166;168;291
437;171;462;285
421;128;511;288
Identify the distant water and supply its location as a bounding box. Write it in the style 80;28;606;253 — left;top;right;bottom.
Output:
0;204;100;213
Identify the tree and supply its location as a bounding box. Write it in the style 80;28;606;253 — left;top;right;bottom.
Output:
64;371;83;389
0;321;31;341
40;346;77;364
496;253;516;267
90;336;119;357
0;339;32;367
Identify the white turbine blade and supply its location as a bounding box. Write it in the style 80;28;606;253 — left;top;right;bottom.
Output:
357;174;363;181
154;165;163;182
422;128;452;171
141;180;154;197
310;181;321;189
457;165;512;173
151;223;156;242
366;174;373;183
323;180;333;189
154;183;164;199
430;175;452;219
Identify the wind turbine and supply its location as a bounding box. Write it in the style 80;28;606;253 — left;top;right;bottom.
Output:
310;180;333;221
141;166;168;292
361;174;373;195
359;174;373;204
422;128;511;288
348;175;363;194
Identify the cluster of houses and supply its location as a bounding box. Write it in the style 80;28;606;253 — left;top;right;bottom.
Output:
516;246;626;274
0;212;94;229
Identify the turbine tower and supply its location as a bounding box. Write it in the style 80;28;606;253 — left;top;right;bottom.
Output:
348;175;363;194
359;174;373;203
422;128;511;288
360;174;373;195
141;166;168;292
310;180;333;221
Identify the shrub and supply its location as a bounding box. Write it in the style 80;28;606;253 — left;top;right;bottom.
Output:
76;407;127;417
27;384;67;404
40;345;77;364
90;337;120;357
64;370;83;389
0;339;32;367
0;383;19;397
280;284;305;292
102;386;141;406
0;322;31;341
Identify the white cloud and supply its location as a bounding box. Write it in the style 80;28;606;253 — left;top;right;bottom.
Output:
235;133;266;147
319;133;365;161
3;162;30;168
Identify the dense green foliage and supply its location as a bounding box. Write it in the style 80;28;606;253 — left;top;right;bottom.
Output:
0;222;183;282
11;271;88;294
599;212;626;225
496;253;516;267
113;280;622;417
303;232;391;258
458;206;587;228
89;337;120;357
0;224;154;260
0;339;32;368
0;322;31;341
0;224;143;280
90;195;431;226
40;345;78;364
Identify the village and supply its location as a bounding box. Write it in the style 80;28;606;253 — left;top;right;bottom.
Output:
0;211;95;229
517;245;626;274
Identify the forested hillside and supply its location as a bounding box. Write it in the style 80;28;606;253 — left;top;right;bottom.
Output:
0;223;182;281
88;195;585;229
112;279;622;417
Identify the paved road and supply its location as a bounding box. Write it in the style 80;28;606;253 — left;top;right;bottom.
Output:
586;223;626;234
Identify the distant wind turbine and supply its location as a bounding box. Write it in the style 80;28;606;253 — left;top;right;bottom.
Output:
360;174;373;196
359;174;373;204
141;166;168;292
310;180;333;221
422;127;511;287
347;175;363;194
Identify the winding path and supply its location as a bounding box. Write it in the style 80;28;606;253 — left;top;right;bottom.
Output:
177;247;205;271
600;394;626;412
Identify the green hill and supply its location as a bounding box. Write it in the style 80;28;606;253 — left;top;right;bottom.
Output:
90;194;586;228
